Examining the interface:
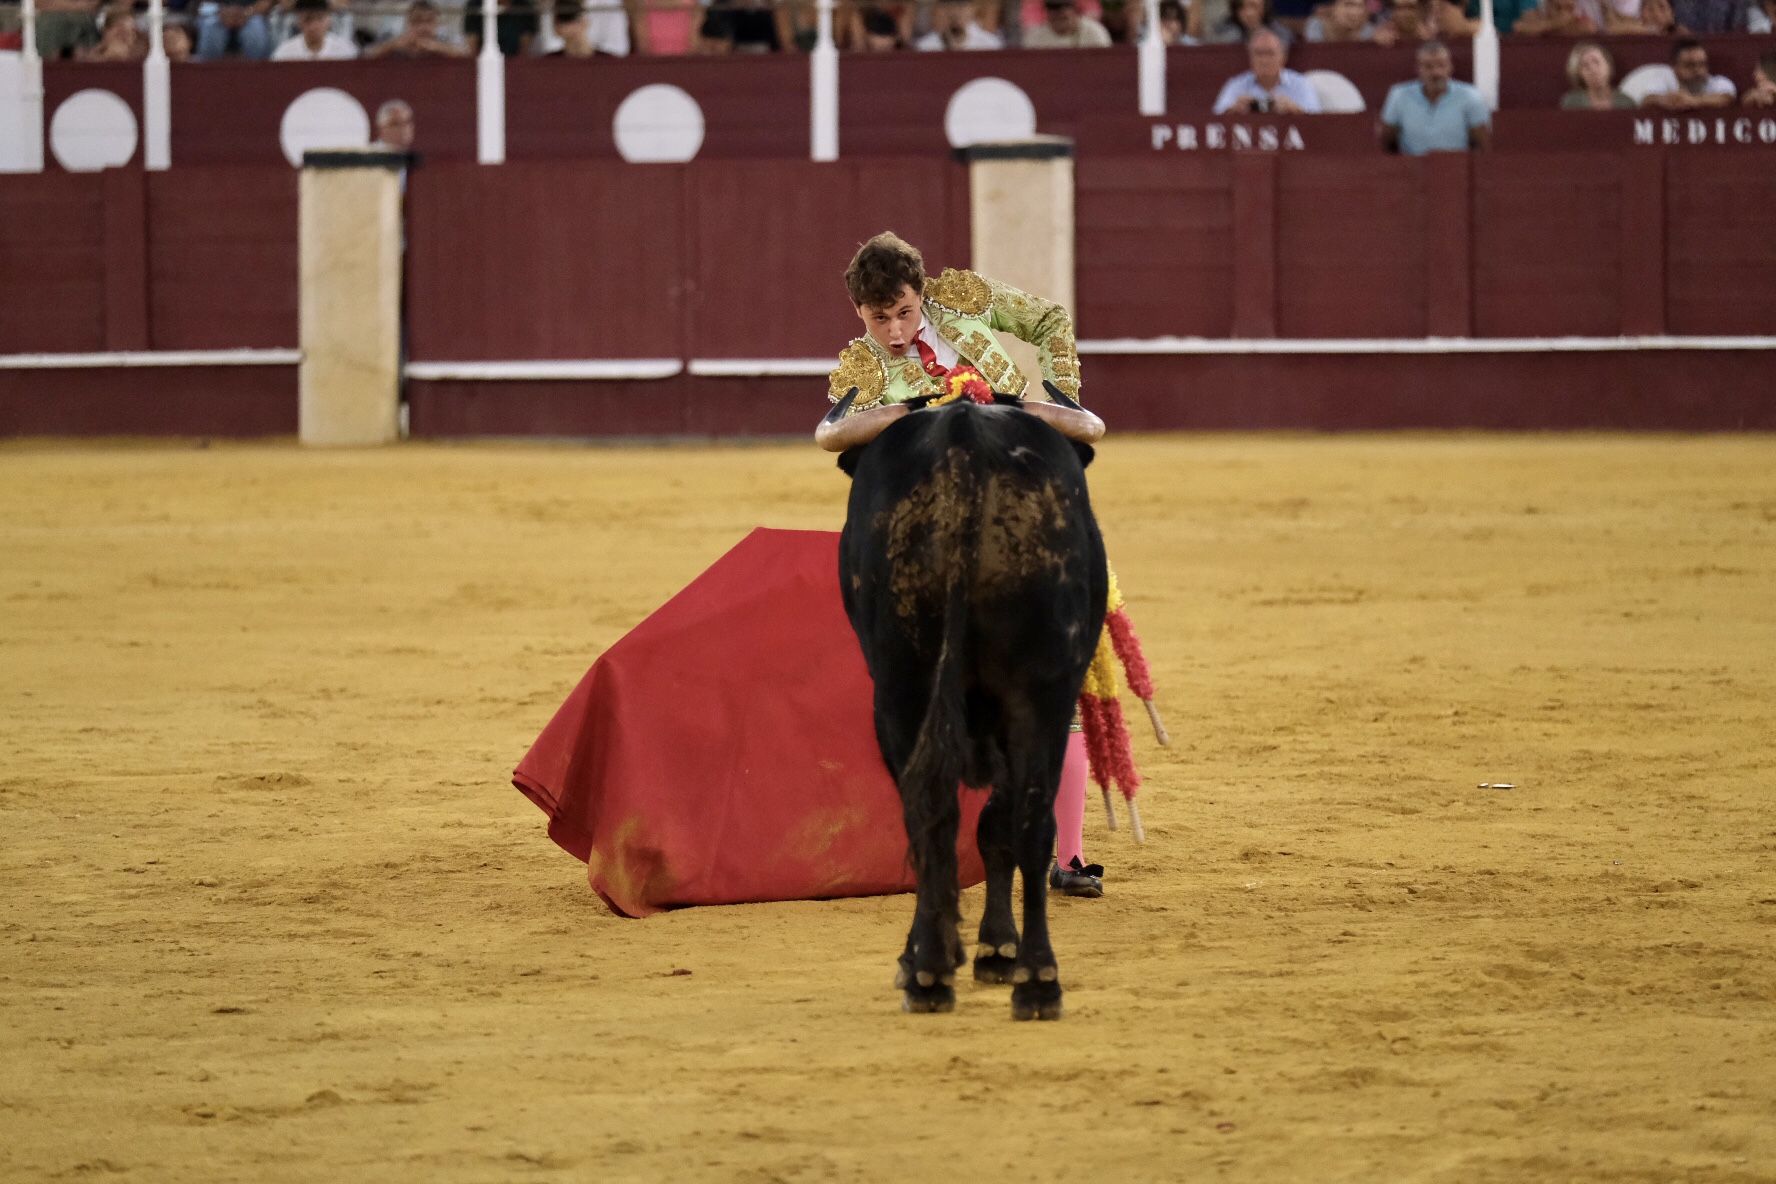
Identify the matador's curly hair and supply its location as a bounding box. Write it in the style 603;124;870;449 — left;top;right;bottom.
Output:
844;232;926;309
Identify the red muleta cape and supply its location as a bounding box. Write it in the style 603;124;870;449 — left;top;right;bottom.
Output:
513;527;987;917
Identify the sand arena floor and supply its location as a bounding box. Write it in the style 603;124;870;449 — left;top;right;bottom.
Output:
2;434;1773;1183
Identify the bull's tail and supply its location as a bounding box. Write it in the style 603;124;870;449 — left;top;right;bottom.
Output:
898;450;981;881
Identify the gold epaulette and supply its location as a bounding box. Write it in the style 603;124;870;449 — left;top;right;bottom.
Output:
922;268;993;317
828;340;886;410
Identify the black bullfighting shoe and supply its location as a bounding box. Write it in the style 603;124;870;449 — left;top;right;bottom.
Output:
1049;857;1105;898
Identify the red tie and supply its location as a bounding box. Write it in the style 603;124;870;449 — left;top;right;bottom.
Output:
913;334;946;378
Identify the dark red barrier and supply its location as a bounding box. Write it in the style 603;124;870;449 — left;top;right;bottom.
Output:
1074;146;1776;340
1667;154;1776;336
405;156;967;363
0;173;107;351
170;59;478;166
147;167;298;348
42;63;146;171
407;374;820;437
0;164;295;354
0;364;296;435
1081;349;1776;431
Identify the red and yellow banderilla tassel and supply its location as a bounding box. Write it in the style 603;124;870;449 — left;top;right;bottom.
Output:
1077;563;1168;842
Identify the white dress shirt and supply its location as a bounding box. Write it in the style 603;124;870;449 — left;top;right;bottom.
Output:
913;316;961;370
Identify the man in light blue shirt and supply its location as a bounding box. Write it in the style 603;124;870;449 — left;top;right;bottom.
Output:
1379;40;1492;155
1211;30;1323;115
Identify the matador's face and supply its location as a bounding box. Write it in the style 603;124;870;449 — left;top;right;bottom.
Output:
857;285;923;359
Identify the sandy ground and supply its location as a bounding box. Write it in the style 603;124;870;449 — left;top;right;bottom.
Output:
2;434;1774;1184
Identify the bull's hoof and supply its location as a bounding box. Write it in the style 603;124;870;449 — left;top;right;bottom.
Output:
973;953;1017;984
902;983;956;1014
1010;979;1063;1021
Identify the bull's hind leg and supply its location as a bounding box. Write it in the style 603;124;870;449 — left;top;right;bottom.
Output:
1009;732;1069;1021
899;780;964;1014
972;792;1020;984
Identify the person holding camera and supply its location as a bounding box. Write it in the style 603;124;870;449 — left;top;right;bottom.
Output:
1211;28;1322;115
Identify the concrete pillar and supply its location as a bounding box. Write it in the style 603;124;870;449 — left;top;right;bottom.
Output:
961;137;1074;395
298;150;406;446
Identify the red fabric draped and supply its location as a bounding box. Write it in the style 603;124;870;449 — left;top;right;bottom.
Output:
513;527;987;918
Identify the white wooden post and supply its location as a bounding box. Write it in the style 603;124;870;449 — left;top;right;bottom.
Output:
143;0;171;170
477;0;506;163
810;0;839;161
1137;0;1165;116
1474;0;1500;109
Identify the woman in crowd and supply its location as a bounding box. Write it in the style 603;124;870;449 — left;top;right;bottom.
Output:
1560;41;1636;108
1210;0;1290;44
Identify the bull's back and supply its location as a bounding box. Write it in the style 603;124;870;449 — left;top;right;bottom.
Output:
842;404;1101;658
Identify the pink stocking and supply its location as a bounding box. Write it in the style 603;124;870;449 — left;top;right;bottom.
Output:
1053;731;1089;869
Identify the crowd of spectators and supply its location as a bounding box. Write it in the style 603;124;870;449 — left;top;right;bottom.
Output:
10;0;1770;61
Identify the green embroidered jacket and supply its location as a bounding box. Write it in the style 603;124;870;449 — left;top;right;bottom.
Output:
826;268;1083;412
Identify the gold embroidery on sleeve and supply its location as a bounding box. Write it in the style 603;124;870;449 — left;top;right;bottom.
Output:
829;340;886;410
922;268;993;316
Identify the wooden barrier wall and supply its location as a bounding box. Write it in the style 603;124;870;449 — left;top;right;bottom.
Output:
1074;149;1776;340
2;149;1772;435
405;158;971;363
0;165;297;352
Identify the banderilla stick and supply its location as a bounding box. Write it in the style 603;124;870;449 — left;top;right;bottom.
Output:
1127;798;1147;844
1143;698;1170;747
1101;788;1117;830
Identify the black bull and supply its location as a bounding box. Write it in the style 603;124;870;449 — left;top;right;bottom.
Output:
836;399;1107;1020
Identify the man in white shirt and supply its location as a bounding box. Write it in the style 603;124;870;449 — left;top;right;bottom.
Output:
1023;0;1113;47
914;0;1004;48
1639;39;1737;110
271;0;359;58
1212;29;1322;114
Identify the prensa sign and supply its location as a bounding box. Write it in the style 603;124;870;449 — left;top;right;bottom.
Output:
1150;123;1310;151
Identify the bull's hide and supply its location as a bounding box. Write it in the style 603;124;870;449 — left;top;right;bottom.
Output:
514;527;988;918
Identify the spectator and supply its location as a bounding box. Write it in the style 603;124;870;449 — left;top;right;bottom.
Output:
364;0;468;56
35;0;101;59
1487;0;1537;30
1212;29;1322;114
1671;0;1748;29
82;0;147;59
1379;40;1491;155
1572;0;1649;29
858;5;906;46
1640;38;1736;108
271;0;358;56
196;0;273;59
1024;0;1114;45
1373;0;1434;44
1209;0;1290;42
371;99;416;150
1743;52;1776;106
462;0;538;55
847;1;916;49
1560;41;1635;108
1305;0;1375;40
1512;0;1598;32
1749;0;1773;30
163;16;195;57
538;1;631;52
268;0;354;47
1135;0;1199;41
916;0;1004;45
695;0;783;52
1630;0;1681;28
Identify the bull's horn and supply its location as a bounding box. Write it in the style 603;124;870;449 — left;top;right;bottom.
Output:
822;386;860;425
1042;380;1084;412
